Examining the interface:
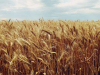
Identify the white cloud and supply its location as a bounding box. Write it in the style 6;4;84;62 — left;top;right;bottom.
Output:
78;8;100;13
55;0;88;8
1;8;12;11
93;5;100;8
93;1;100;8
54;0;100;14
1;0;44;11
13;0;44;9
64;11;78;14
64;8;100;14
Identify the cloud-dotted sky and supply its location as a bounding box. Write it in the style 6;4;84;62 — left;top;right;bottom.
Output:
0;0;100;21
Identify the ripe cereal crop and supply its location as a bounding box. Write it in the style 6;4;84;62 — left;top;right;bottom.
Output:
0;19;100;75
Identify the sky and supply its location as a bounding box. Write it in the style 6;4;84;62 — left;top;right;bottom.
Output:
0;0;100;21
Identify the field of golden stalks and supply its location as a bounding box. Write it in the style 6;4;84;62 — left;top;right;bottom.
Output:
0;19;100;75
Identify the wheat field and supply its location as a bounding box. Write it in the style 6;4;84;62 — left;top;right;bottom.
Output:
0;19;100;75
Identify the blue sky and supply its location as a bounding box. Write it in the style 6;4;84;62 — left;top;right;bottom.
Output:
0;0;100;21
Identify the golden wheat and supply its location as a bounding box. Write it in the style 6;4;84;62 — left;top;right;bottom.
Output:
0;19;100;75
